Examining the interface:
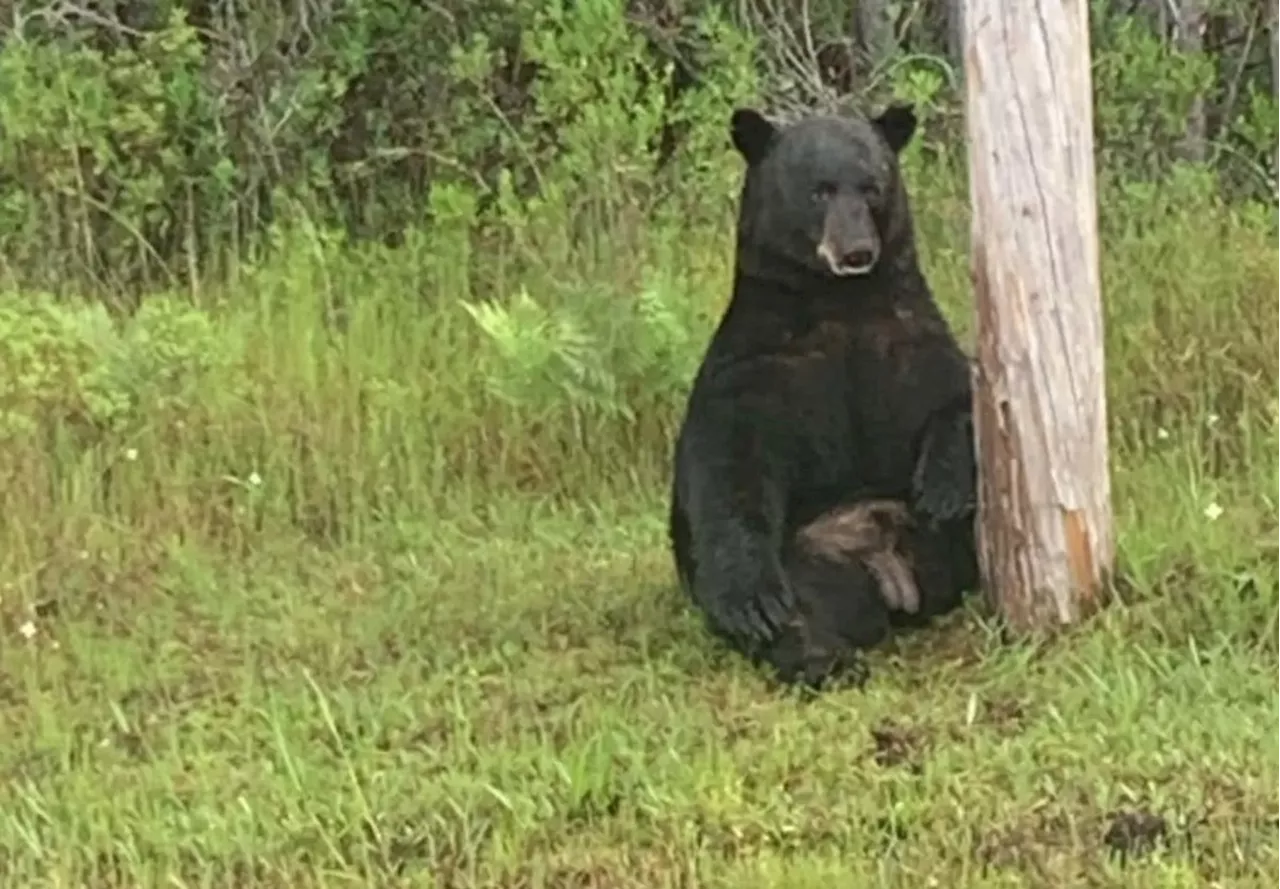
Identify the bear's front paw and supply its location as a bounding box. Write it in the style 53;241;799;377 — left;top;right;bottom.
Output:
912;411;976;526
912;479;974;527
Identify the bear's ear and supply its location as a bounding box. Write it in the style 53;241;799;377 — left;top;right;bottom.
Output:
730;108;778;165
872;103;917;154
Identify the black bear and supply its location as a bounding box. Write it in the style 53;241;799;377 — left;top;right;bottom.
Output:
668;103;978;689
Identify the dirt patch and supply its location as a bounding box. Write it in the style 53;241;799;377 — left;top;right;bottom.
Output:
975;788;1275;883
868;721;925;771
1103;808;1169;862
943;693;1032;745
982;695;1028;729
973;804;1085;880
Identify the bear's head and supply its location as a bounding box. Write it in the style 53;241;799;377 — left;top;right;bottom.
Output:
729;104;918;284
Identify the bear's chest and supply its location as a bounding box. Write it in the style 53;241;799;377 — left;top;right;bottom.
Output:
777;308;969;498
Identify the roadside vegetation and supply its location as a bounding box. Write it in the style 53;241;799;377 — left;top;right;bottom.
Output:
0;1;1276;885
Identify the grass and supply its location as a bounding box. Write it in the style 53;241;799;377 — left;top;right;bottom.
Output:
0;159;1277;887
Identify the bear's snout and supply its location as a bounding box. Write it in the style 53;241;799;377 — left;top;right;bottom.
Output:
817;238;881;277
816;195;881;276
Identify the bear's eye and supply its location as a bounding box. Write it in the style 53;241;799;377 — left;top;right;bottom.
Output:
858;181;880;200
811;182;836;202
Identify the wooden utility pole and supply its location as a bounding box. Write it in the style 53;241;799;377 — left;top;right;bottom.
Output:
962;0;1115;633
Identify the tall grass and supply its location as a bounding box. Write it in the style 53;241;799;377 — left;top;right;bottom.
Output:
2;159;1274;556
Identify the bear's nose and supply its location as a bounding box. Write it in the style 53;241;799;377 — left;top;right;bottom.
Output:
841;246;877;272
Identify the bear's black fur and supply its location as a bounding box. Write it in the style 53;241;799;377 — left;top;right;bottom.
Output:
668;103;979;689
